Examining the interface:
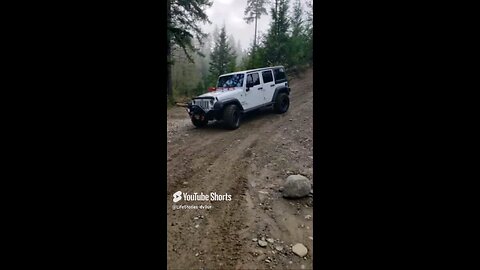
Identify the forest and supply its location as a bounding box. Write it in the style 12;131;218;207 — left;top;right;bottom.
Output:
167;0;313;104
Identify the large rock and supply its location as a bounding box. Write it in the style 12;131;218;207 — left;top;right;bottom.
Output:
282;175;311;198
292;243;308;257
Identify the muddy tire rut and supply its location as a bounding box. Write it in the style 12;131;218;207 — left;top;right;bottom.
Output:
167;68;313;270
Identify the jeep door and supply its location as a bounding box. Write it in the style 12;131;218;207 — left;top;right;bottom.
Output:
261;69;275;102
244;72;264;110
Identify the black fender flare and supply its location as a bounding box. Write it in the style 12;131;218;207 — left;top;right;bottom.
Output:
214;98;244;112
271;86;291;103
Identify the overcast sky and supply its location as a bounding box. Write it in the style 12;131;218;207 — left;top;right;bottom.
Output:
200;0;310;51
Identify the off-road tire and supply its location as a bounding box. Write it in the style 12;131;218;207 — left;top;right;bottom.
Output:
223;104;241;130
191;117;208;128
274;93;290;114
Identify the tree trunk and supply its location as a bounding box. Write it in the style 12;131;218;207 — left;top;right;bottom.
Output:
167;0;173;99
275;0;279;36
254;15;257;48
167;42;172;99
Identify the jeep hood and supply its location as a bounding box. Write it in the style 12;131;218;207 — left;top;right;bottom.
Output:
197;87;243;100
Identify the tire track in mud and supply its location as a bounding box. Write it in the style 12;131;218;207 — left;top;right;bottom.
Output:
167;135;260;269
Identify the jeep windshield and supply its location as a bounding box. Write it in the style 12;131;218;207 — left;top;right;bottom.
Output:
217;74;244;88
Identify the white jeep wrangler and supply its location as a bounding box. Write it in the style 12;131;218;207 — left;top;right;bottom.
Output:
186;66;290;129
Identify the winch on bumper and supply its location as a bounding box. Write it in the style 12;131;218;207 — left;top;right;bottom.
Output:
186;98;222;121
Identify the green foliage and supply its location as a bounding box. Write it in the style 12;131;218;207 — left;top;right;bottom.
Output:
242;0;313;71
244;0;269;48
263;0;290;66
244;0;269;23
287;0;307;67
305;0;313;65
208;25;237;85
168;0;212;62
167;0;212;100
195;81;205;96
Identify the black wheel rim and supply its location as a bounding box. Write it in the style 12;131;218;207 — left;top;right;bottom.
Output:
281;97;289;110
233;111;239;126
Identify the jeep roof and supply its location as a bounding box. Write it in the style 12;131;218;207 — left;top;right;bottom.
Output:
219;66;285;77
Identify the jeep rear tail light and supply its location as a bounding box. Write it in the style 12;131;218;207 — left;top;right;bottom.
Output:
208;87;216;92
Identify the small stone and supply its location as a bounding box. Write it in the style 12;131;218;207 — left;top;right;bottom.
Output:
304;215;312;220
301;265;306;269
265;259;271;263
308;236;313;240
195;253;199;257
292;243;308;257
267;238;274;244
195;224;199;228
194;217;199;220
183;181;188;185
252;238;258;242
289;261;293;264
258;240;268;247
306;226;310;230
258;191;269;202
275;246;283;251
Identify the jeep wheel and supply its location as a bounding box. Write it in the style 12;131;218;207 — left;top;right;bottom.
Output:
274;93;290;114
223;104;241;129
191;117;208;128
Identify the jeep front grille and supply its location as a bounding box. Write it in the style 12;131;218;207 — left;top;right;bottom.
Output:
194;99;210;110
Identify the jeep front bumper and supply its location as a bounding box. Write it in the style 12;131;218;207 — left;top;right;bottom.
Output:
186;104;221;121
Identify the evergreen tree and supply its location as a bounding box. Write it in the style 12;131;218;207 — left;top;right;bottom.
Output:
305;0;313;64
264;0;290;66
290;0;303;37
167;0;212;99
288;0;307;66
208;25;237;86
244;0;269;48
235;40;243;69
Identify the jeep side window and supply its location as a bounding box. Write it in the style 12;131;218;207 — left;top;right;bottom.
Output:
247;73;260;87
262;70;273;84
273;68;287;84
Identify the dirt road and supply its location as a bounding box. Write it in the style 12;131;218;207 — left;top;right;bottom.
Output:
167;68;313;270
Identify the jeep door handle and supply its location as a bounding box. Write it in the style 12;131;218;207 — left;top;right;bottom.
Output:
270;84;274;87
258;87;263;90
